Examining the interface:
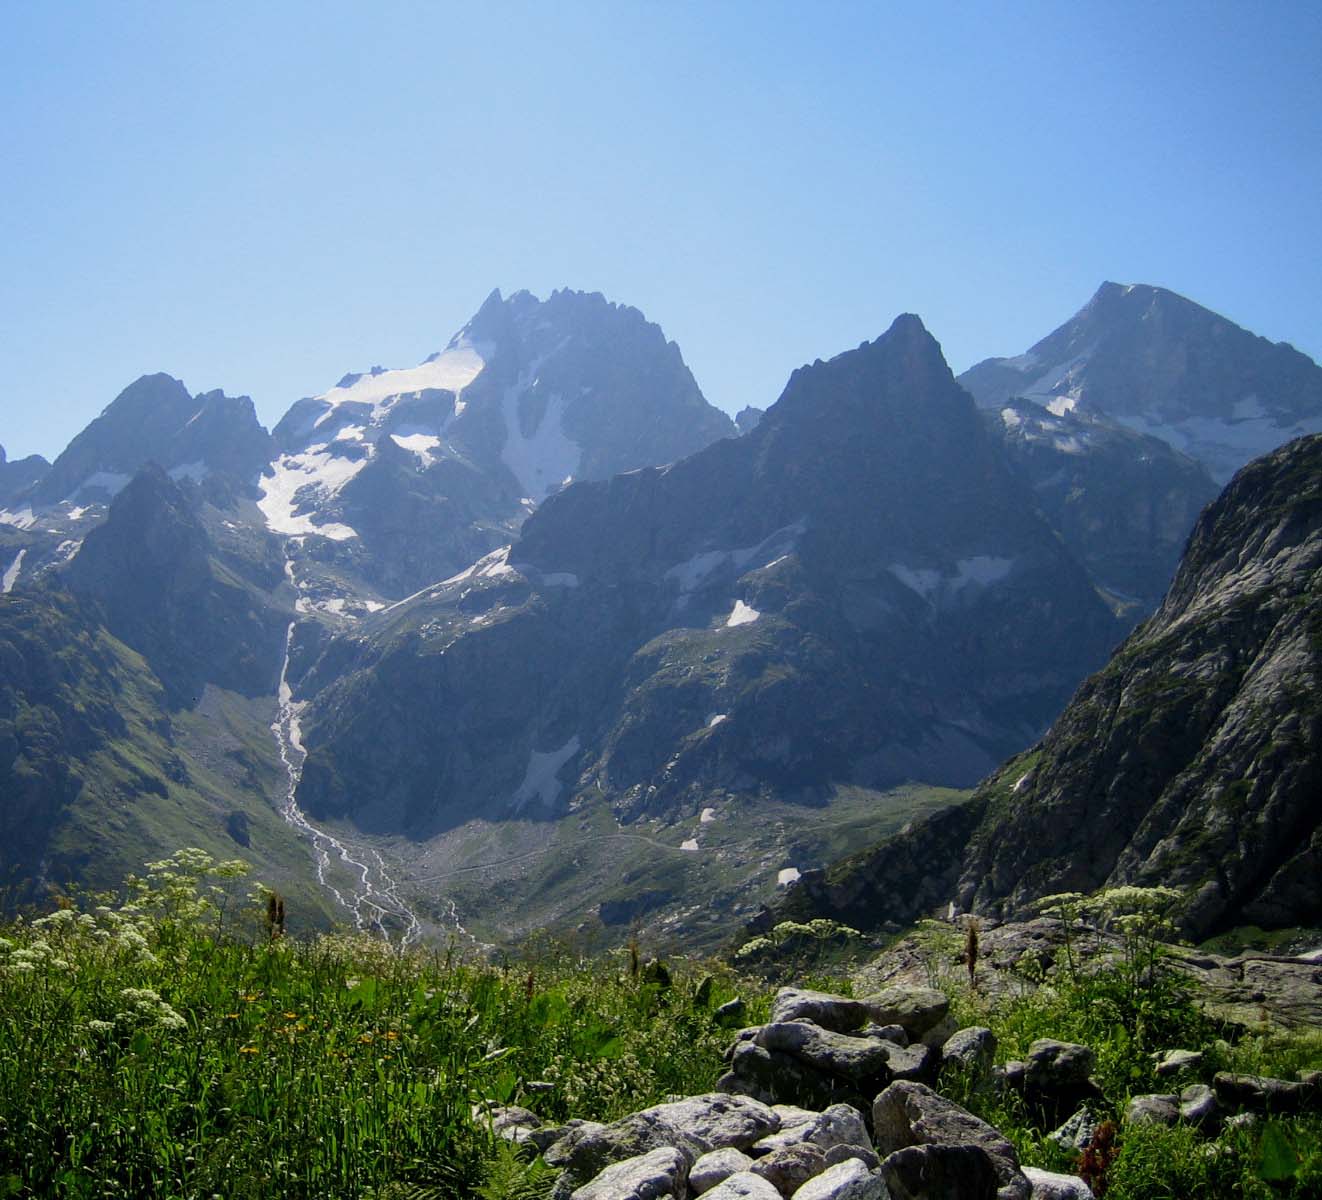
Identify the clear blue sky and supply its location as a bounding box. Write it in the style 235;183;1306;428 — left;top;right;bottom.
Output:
3;1;1320;460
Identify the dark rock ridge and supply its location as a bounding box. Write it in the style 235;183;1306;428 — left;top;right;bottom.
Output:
959;282;1322;483
28;374;272;506
775;434;1322;939
295;314;1119;837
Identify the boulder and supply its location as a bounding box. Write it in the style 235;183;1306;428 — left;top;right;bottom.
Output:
941;1027;997;1078
1047;1108;1098;1154
1213;1072;1319;1113
549;1094;780;1198
1178;1083;1221;1131
701;1171;783;1200
1123;1095;1179;1127
1022;1165;1094;1199
756;1023;894;1083
881;1143;1002;1200
569;1146;689;1200
749;1144;827;1196
1024;1040;1094;1089
873;1080;1031;1200
692;1148;756;1195
770;988;874;1033
822;1144;880;1172
717;999;748;1025
862;987;951;1039
859;1023;909;1046
753;1105;870;1157
790;1158;887;1200
719;1042;862;1112
1153;1049;1202;1077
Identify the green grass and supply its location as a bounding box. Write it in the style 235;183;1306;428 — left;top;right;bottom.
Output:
0;853;759;1200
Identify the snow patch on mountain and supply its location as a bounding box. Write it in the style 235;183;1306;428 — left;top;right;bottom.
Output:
501;384;581;502
317;340;488;416
390;432;443;466
0;507;37;530
2;549;25;593
77;471;131;499
1113;409;1322;483
512;735;581;813
726;599;760;627
665;519;807;602
777;867;801;887
891;556;1016;601
257;448;367;540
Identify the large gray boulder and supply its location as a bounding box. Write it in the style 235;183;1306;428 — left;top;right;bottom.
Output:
873;1080;1031;1200
1024;1040;1094;1088
789;1158;887;1200
1122;1094;1178;1127
719;1042;861;1112
569;1146;690;1200
1213;1072;1320;1113
860;987;951;1039
770;989;875;1034
749;1144;827;1197
941;1027;997;1079
756;1023;895;1082
691;1148;756;1195
703;1172;783;1200
1022;1166;1094;1199
753;1105;870;1156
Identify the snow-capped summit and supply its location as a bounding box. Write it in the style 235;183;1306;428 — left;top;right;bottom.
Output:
258;287;735;598
959;282;1322;482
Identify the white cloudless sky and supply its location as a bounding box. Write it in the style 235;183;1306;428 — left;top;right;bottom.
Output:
2;1;1320;459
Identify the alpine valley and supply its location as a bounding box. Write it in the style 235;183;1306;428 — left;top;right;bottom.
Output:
3;283;1320;952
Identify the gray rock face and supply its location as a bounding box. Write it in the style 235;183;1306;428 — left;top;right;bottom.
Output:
1178;1083;1221;1130
569;1145;690;1200
719;1041;857;1112
691;1148;756;1195
873;1081;1030;1200
1154;1049;1203;1077
1021;1165;1094;1200
789;1159;887;1200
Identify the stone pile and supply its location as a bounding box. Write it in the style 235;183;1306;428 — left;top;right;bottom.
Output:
477;985;1097;1200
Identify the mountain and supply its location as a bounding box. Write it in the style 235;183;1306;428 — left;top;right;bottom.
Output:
64;465;290;705
959;282;1322;483
260;288;736;600
774;434;1322;940
0;445;50;507
985;397;1219;613
29;374;272;507
281;315;1120;942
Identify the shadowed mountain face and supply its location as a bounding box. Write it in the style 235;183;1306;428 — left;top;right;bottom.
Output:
960;282;1322;483
774;435;1322;940
29;375;272;507
294;315;1120;839
64;465;289;706
0;445;50;507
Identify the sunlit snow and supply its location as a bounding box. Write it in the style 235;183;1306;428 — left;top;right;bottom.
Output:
500;384;581;502
390;432;443;466
0;507;37;530
726;600;760;627
681;839;699;852
257;448;367;540
317;341;488;414
706;713;728;728
700;807;717;823
777;867;801;887
2;549;26;594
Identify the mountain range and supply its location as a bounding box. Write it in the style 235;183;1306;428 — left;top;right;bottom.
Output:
3;282;1320;946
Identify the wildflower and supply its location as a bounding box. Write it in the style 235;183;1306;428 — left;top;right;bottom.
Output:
283;1011;298;1020
385;1031;399;1041
239;1045;259;1055
359;1034;374;1044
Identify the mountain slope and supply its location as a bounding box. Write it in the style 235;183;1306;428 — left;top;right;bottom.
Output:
0;446;50;507
960;282;1322;482
294;315;1118;851
776;434;1322;939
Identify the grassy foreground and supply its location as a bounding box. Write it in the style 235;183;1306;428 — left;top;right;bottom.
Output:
0;851;752;1199
3;856;1320;1199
